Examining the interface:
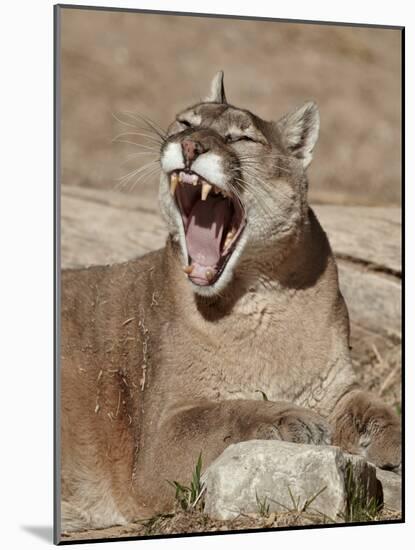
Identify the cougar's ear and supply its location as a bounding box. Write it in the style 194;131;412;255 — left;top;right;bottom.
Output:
204;70;227;104
276;101;320;169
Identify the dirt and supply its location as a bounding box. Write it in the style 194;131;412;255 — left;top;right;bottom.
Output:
61;507;401;542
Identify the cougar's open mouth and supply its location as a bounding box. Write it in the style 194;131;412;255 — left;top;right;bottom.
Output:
169;170;246;286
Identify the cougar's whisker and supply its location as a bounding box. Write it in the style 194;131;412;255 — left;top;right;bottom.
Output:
238;151;293;162
112;138;160;152
111;111;141;130
241;170;295;205
116;162;159;191
116;164;160;192
129;166;161;190
239;168;293;203
240;159;291;175
233;177;275;220
122;111;167;142
112;131;164;147
122;151;160;162
117;159;159;181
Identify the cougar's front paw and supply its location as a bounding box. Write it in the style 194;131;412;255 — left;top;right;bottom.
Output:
360;423;401;473
255;408;332;446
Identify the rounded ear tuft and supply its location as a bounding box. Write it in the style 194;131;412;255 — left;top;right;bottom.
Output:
277;101;320;169
204;71;227;104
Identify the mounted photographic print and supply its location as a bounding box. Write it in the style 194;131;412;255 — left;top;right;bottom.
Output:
54;4;404;544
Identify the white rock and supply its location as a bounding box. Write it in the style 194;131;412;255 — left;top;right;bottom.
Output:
203;440;380;521
376;468;401;513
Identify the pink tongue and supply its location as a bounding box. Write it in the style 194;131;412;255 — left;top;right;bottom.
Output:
186;197;230;284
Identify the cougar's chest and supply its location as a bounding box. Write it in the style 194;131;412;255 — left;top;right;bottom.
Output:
161;287;315;405
207;291;304;402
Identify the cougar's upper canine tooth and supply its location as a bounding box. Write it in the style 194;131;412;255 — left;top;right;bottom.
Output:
183;264;194;275
170;173;179;195
201;182;212;201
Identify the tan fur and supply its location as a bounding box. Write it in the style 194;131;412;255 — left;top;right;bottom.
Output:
60;73;401;532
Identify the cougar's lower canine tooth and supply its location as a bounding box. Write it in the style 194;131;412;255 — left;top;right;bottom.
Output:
201;182;212;201
170;173;179;195
224;228;236;249
183;264;194;275
205;269;214;282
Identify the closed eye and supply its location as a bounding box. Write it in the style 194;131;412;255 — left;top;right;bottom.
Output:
226;134;256;144
177;119;192;128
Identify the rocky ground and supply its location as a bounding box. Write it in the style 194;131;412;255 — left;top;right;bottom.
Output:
61;507;401;542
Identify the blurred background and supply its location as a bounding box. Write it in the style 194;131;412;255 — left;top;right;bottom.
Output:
60;8;402;206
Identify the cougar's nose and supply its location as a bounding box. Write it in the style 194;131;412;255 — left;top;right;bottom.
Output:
182;139;204;164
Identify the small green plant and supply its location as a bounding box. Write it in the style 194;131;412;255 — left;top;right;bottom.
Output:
285;484;327;513
268;484;332;523
167;452;205;511
342;461;382;522
255;491;271;517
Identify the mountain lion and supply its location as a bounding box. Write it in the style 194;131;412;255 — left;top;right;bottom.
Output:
60;72;401;532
